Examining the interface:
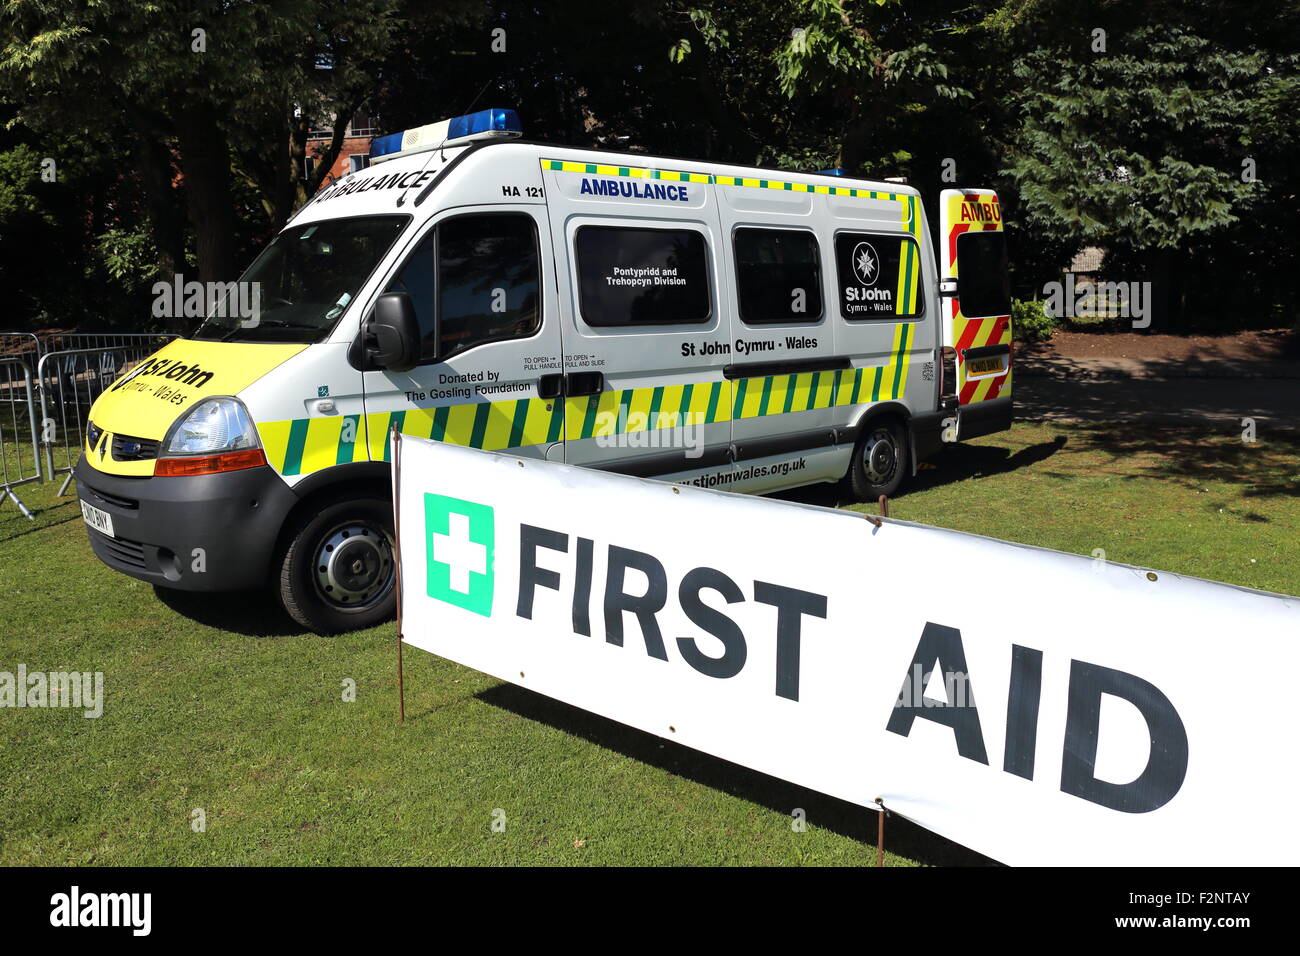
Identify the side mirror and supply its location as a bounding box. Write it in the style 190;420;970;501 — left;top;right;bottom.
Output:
367;293;422;372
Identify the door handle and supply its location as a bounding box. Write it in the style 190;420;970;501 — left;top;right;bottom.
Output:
538;371;604;398
565;371;604;397
537;373;564;399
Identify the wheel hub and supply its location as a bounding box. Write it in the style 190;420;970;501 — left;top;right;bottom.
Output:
314;522;394;609
864;429;897;484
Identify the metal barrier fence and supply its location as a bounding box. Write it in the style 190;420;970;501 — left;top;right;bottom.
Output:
36;343;171;498
0;357;42;519
0;338;177;520
0;330;173;362
37;331;175;355
0;331;42;364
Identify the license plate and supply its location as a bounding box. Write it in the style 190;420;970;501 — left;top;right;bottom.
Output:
968;357;1002;376
81;500;115;538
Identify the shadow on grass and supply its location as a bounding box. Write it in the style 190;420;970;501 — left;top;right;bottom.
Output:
1070;423;1300;501
153;585;306;637
770;438;1069;509
0;510;80;543
477;682;998;867
908;437;1069;493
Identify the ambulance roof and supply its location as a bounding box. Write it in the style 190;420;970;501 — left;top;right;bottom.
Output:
289;140;918;228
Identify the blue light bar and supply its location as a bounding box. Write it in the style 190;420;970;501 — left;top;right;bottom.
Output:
816;167;848;176
369;108;523;162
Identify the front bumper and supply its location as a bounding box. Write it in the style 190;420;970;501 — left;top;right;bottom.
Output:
75;458;298;592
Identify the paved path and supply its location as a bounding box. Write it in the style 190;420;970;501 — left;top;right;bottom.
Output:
1014;356;1300;428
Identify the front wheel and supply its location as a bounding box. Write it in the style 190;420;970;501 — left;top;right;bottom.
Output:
846;419;910;502
277;494;396;634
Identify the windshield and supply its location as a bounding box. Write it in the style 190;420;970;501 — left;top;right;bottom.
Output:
193;215;409;343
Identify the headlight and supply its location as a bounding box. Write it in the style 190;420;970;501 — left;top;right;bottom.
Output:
163;398;260;456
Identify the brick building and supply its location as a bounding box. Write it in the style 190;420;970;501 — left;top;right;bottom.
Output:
305;110;377;186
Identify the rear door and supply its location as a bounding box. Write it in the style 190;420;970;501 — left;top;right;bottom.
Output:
938;188;1012;436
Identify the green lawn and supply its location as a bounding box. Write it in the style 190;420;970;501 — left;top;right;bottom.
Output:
0;421;1296;866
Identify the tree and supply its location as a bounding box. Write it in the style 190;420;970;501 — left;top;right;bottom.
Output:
0;0;407;284
987;0;1300;327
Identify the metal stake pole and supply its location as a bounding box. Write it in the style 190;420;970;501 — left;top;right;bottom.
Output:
874;797;887;867
392;425;406;723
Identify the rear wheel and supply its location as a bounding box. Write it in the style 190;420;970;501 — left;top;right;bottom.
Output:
277;494;396;634
846;419;909;502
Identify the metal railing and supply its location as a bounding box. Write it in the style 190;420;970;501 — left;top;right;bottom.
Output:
36;344;168;496
0;357;42;519
0;337;177;521
37;331;174;355
0;330;173;362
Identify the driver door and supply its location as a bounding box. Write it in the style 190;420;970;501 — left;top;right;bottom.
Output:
362;206;564;463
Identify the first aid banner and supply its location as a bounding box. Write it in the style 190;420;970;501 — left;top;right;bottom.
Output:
396;437;1299;865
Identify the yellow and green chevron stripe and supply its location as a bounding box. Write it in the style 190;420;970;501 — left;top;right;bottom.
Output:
894;233;922;317
257;325;917;477
543;159;913;206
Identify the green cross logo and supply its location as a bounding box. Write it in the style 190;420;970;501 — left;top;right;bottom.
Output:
424;494;494;616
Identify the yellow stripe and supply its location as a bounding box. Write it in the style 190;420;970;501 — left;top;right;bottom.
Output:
970;376;995;403
894;247;910;314
298;417;342;475
812;373;833;409
403;407;436;440
622;388;650;432
564;395;588;437
257;420;294;472
767;375;791;413
714;383;734;423
834;368;857;406
591;389;620;438
444;403;478;445
522;398;555;445
347;415;370;462
481;400;516;450
789;372;813;410
366;413;389;459
896;324;914;397
687;384;711;421
657;384;685;429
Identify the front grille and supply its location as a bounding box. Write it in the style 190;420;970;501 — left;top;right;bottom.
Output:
81;482;139;511
98;534;148;570
112;433;161;461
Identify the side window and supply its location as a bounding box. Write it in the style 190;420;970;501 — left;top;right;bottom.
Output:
956;231;1010;318
384;212;540;361
733;228;823;324
834;232;924;320
575;225;711;326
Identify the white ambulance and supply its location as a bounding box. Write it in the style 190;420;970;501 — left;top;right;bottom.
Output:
76;108;1012;633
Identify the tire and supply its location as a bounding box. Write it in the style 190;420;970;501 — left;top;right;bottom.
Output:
846;418;910;502
277;493;396;634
